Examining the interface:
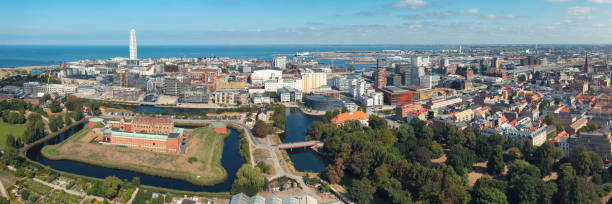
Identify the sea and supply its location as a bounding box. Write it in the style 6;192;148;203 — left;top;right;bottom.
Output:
0;45;460;68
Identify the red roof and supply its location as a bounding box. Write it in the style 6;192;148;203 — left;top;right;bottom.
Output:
509;120;518;126
331;111;369;125
551;131;569;143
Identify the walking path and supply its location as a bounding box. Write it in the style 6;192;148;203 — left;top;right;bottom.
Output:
127;188;139;204
0;180;7;198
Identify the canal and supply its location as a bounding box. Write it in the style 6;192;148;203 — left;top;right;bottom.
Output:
283;108;327;173
26;123;244;192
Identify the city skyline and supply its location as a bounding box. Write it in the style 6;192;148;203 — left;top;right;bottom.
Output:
1;0;611;45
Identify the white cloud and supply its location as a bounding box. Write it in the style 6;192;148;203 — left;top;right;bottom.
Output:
588;0;612;3
485;14;498;19
545;0;574;2
567;6;593;15
461;8;480;14
392;0;427;9
483;14;515;19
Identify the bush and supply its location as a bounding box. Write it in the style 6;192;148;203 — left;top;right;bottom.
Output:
256;161;271;174
188;157;198;164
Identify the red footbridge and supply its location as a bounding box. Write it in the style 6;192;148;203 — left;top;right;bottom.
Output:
278;141;324;150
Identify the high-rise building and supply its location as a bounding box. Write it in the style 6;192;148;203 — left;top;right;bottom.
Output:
491;58;500;70
396;64;413;86
300;70;327;93
375;59;387;89
273;56;287;69
411;56;422;67
411;66;424;86
584;52;592;74
163;77;180;96
129;29;137;60
350;78;367;99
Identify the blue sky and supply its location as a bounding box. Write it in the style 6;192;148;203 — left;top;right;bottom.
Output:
0;0;611;45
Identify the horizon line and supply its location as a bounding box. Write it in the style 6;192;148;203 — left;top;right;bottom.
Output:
1;43;612;46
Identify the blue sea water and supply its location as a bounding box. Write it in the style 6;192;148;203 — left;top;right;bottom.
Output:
0;45;459;67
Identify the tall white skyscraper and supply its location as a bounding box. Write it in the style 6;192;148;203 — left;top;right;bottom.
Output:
129;29;137;60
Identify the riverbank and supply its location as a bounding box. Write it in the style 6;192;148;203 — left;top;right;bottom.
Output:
39;126;231;187
283;104;325;116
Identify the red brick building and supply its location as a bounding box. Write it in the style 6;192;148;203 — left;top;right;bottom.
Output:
95;117;185;154
96;128;185;154
132;117;174;134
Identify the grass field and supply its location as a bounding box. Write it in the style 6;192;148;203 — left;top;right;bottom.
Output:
41;126;230;186
0;121;26;149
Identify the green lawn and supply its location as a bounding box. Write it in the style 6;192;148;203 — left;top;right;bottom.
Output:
0;121;26;149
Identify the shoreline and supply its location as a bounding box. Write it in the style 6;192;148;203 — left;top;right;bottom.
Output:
38;126;231;187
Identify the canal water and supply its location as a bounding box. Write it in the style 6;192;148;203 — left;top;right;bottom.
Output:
26;123;244;192
283;108;327;173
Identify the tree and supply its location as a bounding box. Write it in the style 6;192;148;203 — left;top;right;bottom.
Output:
270;105;286;130
429;141;444;159
474;176;507;193
508;160;540;180
588;151;604;175
556;163;575;204
505;147;521;162
572;148;593;176
368;115;387;130
349;178;376;204
49;99;62;113
256;161;271;174
410;146;432;167
487;145;504;175
64;114;72;126
439;184;471;204
131;177;140;186
324;164;342;184
5;134;16;148
1;147;20;166
533;142;562;177
42;94;51;101
472;187;507;204
520;139;536;163
23;113;45;143
447;145;476;172
231;165;265;196
2;111;25;124
102;176;122;199
375;129;395;146
324;158;345;184
253;120;268;138
508;174;539;203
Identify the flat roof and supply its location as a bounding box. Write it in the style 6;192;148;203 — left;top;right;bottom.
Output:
102;127;184;141
384;86;410;93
